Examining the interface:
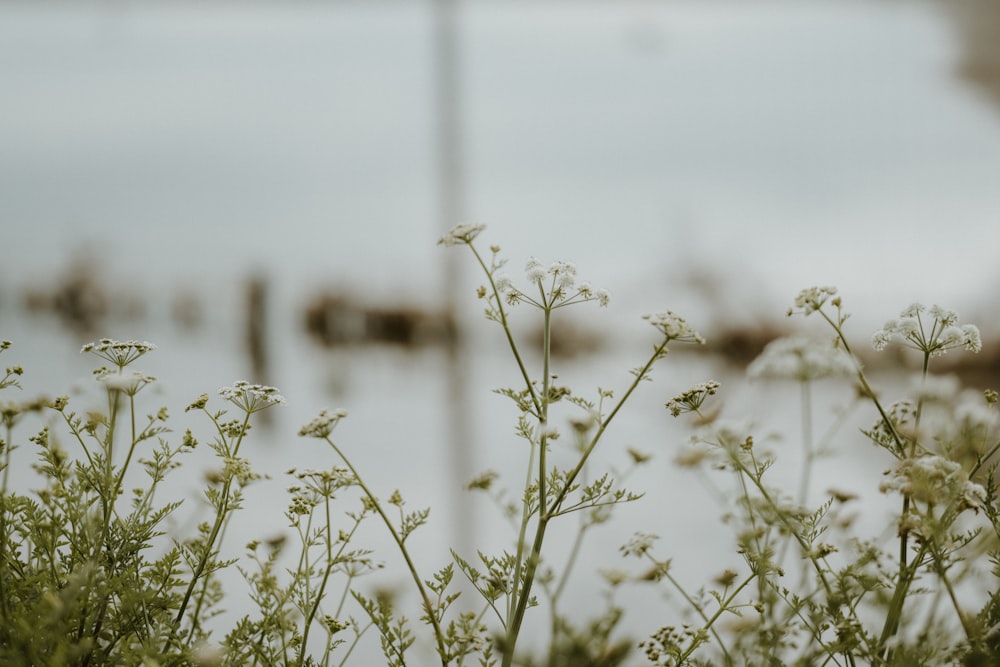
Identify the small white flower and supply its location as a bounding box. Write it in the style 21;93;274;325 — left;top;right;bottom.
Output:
548;261;577;289
908;373;960;404
872;303;981;356
525;257;546;283
493;274;514;294
748;337;854;382
100;370;156;396
437;223;486;246
962;324;982;353
872;329;892;351
81;338;157;368
879;455;984;510
790;286;838;315
929;305;958;326
219;381;287;414
643;311;705;344
299;408;349;438
665;381;721;417
596;288;611;307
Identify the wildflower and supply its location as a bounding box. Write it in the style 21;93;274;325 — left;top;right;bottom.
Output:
437;223;486;246
955;397;997;435
186;393;209;412
788;286;838;316
871;303;981;356
99;370;156;397
298;408;349;438
80;338;157;369
907;374;960;404
548;261;577;289
218;381;286;414
596;288;611;307
493;274;514;295
643;311;705;344
748;337;855;382
620;532;658;558
525;257;546;283
879;455;986;510
665;381;720;417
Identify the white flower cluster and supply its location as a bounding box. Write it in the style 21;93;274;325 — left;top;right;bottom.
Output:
492;256;610;309
747;336;855;382
97;369;157;396
81;338;158;368
879;455;986;510
665;380;720;417
788;286;838;316
642;311;704;344
872;303;981;355
437;223;486;247
218;381;287;414
298;408;349;439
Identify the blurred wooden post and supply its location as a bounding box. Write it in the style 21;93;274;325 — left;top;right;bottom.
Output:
246;273;272;424
434;0;474;556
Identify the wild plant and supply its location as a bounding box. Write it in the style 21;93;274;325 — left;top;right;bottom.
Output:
2;228;999;667
638;288;997;666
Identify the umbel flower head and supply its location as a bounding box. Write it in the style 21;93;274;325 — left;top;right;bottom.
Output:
879;455;986;511
299;408;349;438
748;337;855;382
787;286;839;316
872;303;981;356
81;338;157;369
437;223;486;247
490;255;611;310
643;311;705;344
219;381;286;414
97;369;157;397
666;381;720;417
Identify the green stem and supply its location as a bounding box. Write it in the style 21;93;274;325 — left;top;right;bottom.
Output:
503;338;670;667
324;438;448;665
298;494;335;665
469;244;542;416
677;572;755;664
164;410;252;654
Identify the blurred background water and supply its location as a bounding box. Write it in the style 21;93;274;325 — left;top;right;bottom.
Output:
2;0;1000;660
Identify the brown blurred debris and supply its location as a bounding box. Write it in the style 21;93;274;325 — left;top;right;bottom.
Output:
246;274;270;385
304;291;456;349
940;0;1000;112
21;254;109;334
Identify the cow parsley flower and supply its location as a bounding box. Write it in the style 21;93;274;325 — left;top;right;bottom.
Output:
99;370;157;397
299;408;349;438
643;311;705;344
788;286;838;316
871;303;981;356
666;381;720;417
525;257;546;283
219;381;286;414
437;223;486;246
548;261;577;289
81;338;157;369
748;337;854;382
879;455;986;511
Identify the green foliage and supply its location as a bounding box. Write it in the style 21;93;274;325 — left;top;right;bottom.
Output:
2;231;999;667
